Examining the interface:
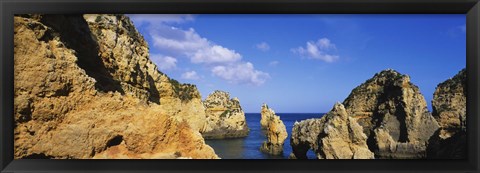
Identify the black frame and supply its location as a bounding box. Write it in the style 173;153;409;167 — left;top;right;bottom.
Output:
1;0;479;172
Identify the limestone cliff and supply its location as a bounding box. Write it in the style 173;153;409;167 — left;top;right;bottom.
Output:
259;104;288;155
290;103;374;159
431;69;466;137
83;14;206;131
342;69;439;158
201;90;249;139
427;69;466;159
14;14;217;159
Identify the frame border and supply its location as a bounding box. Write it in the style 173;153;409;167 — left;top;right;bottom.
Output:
1;0;479;172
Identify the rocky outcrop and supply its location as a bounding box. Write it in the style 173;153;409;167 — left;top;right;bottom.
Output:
427;69;467;159
431;69;466;137
342;69;439;158
14;14;217;159
289;118;322;159
83;14;206;132
260;104;272;129
289;69;464;159
260;104;288;155
201;90;249;139
290;103;374;159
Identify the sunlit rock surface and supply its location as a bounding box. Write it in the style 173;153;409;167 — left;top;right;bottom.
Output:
14;14;218;159
201;90;249;139
290;103;374;159
260;104;288;155
342;69;439;158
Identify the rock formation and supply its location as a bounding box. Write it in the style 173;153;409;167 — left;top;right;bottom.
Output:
289;118;322;159
290;69;443;159
83;14;207;132
290;103;374;159
431;69;466;137
260;104;272;129
260;104;288;155
342;69;439;158
201;90;249;139
14;14;217;159
427;69;467;159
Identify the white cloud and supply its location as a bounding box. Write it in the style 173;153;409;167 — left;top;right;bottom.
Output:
181;71;201;80
143;20;241;64
191;45;242;64
212;62;270;86
269;61;279;66
256;42;270;51
292;38;339;63
128;14;270;86
149;27;209;57
316;38;336;50
150;54;177;70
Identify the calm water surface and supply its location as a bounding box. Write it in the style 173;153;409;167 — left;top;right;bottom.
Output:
205;113;324;159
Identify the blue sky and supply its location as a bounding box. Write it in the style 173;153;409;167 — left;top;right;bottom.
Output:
128;14;466;113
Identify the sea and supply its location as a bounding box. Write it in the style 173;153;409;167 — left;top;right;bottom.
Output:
205;113;324;159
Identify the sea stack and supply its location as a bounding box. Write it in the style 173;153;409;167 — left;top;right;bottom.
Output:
13;14;218;159
260;104;288;155
427;69;466;159
290;103;374;159
290;69;441;159
342;69;439;158
201;90;249;139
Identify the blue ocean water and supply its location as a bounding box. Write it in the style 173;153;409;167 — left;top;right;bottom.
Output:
205;113;324;159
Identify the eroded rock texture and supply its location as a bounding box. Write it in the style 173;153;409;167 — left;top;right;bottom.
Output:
83;14;207;131
427;69;467;159
290;118;322;159
260;104;288;155
201;90;249;139
290;103;374;159
342;69;439;158
431;69;466;137
14;14;217;159
288;69;467;159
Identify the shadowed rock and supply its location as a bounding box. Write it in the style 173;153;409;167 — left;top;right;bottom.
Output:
427;69;467;159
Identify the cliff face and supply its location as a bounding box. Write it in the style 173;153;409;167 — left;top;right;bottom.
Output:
342;69;439;158
431;69;466;137
14;14;217;159
259;104;288;155
83;14;206;131
201;90;249;139
290;103;374;159
427;69;467;159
